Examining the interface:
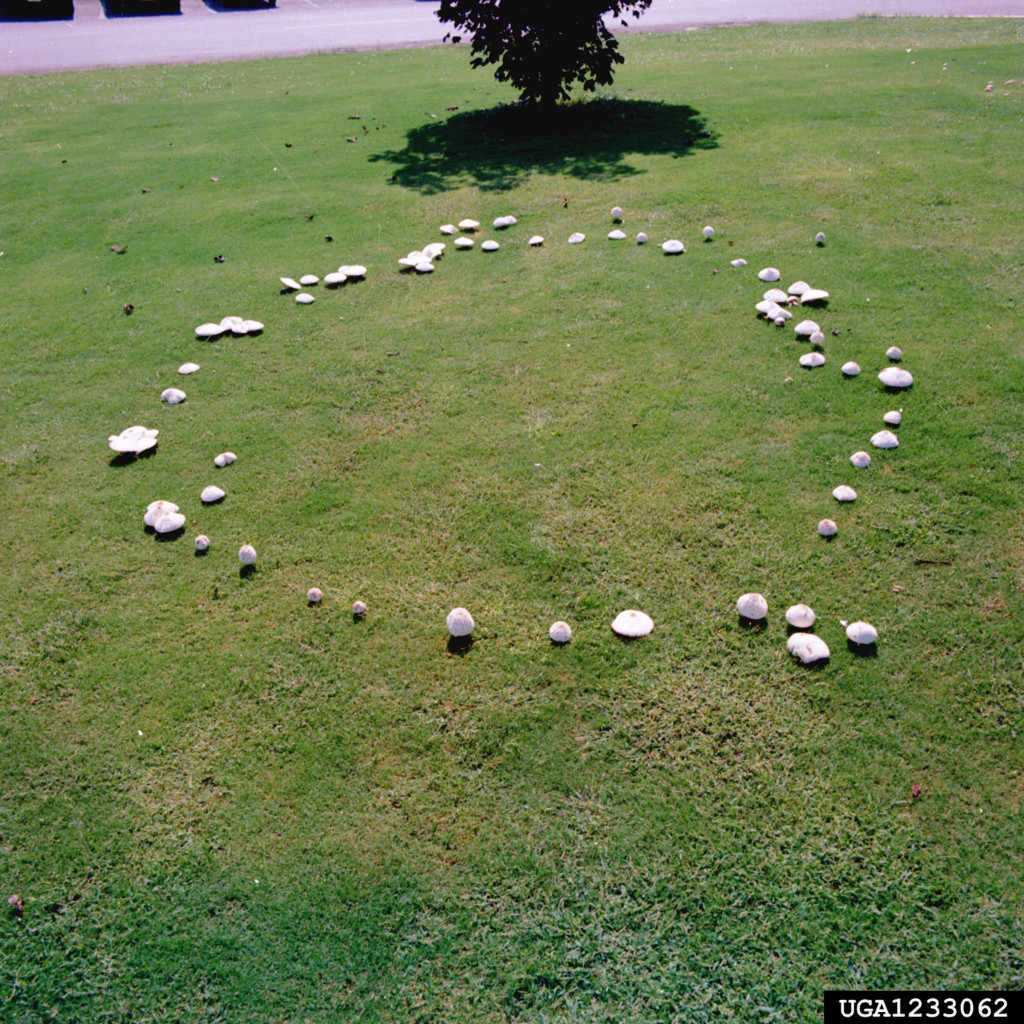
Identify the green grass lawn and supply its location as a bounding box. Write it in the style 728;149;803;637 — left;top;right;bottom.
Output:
1;16;1023;1022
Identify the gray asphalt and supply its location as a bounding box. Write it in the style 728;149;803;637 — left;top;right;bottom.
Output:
1;0;1021;77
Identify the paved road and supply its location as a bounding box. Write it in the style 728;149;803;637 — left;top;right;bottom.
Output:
1;0;1021;77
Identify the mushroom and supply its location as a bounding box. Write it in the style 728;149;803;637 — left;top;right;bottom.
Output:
440;224;456;235
338;265;366;278
841;361;861;377
661;239;685;254
794;319;820;337
612;609;654;637
886;346;903;362
446;607;474;637
788;281;810;297
414;262;434;273
422;243;446;260
702;225;715;240
279;277;301;291
299;274;320;286
832;485;857;502
238;544;257;565
528;235;544;246
109;426;158;455
295;293;315;304
799;352;825;368
194;323;224;339
493;215;516;228
481;240;500;252
800;288;830;304
218;315;243;334
242;319;264;333
607;230;627;240
144;500;178;527
809;330;825;345
611;206;624;221
454;237;474;249
178;362;200;375
883;410;902;426
758;267;781;282
154;510;186;534
870;430;899;449
568;232;586;245
878;367;913;389
214;452;237;468
730;258;747;267
200;485;225;504
736;593;768;621
818;518;838;537
636;232;648;245
549;620;572;644
352;600;367;618
846;620;878;645
850;450;871;468
787;632;830;664
815;231;826;245
763;288;789;304
786;604;816;629
161;387;186;404
194;534;210;552
324;272;348;285
458;219;480;231
307;587;323;605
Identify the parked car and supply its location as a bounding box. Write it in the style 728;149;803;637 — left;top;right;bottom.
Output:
1;0;74;17
105;0;181;14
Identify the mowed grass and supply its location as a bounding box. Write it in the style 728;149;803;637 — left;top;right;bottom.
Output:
1;16;1023;1022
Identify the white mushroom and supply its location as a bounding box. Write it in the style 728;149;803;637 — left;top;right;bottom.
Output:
279;277;301;291
787;632;830;664
850;450;871;468
612;609;654;637
788;281;810;296
799;352;825;368
109;426;159;455
238;544;257;565
422;242;446;260
200;485;225;504
440;224;456;235
481;240;500;252
786;604;816;629
758;267;781;282
800;288;830;304
295;293;315;304
446;607;474;637
846;620;878;645
883;410;902;426
702;225;715;240
219;316;245;333
886;346;903;362
611;206;624;221
415;262;434;273
756;300;782;316
794;319;820;336
568;232;586;245
818;518;838;537
398;255;421;268
871;430;899;449
636;232;648;244
809;330;825;345
161;388;186;404
878;367;913;389
458;219;480;231
607;230;627;240
493;215;514;228
154;511;186;534
241;319;264;333
214;451;237;468
763;288;789;304
815;231;826;245
832;485;857;502
528;235;544;246
549;620;572;644
144;500;178;527
454;237;474;249
841;361;861;377
195;322;224;339
307;587;323;604
661;239;685;254
338;265;366;278
736;593;768;620
730;258;747;267
352;600;367;618
324;272;348;285
194;534;210;552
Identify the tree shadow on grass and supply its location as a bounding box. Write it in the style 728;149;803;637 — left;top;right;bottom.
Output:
370;97;718;195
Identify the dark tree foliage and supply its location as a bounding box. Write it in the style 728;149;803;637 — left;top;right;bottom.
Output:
438;1;654;107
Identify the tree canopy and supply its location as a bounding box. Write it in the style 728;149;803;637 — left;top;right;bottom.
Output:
437;1;654;107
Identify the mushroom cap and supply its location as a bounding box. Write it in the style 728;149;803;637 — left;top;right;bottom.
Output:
730;258;747;267
736;592;768;620
818;518;838;537
458;219;480;231
238;544;257;565
446;607;475;637
787;632;831;664
763;288;789;304
799;352;825;368
242;319;264;333
214;451;237;468
786;604;816;629
352;600;367;617
661;239;685;254
636;232;648;244
549;620;572;644
144;500;179;527
339;265;366;278
179;360;201;374
280;277;301;291
153;510;186;534
568;232;586;245
299;274;319;286
612;609;654;637
161;387;186;404
195;322;224;339
398;255;421;268
800;288;830;304
832;485;857;502
794;319;820;336
295;292;315;304
809;330;825;345
200;485;225;504
414;262;434;273
323;271;348;285
841;361;861;377
307;587;323;604
886;346;903;362
883;410;902;426
493;215;515;228
454;236;474;249
440;224;456;235
194;534;210;552
758;267;781;282
702;225;715;239
846;620;878;645
878;367;913;388
815;231;826;244
481;240;500;252
871;429;899;449
850;450;871;468
109;425;158;454
610;206;624;220
607;229;627;240
788;280;811;296
422;242;446;260
528;235;544;246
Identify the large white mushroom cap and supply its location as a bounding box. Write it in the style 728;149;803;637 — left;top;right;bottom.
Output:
549;620;572;644
352;600;367;618
528;235;544;246
611;206;624;221
415;262;434;273
871;430;899;449
295;292;315;304
879;367;913;389
194;534;210;552
788;281;810;296
758;267;781;282
702;225;715;239
422;242;446;260
846;620;878;645
661;239;685;254
280;277;301;291
242;319;264;334
883;410;902;426
307;587;323;604
440;224;456;235
458;219;480;231
832;485;857;502
299;275;319;286
481;240;500;252
612;609;654;637
818;518;838;537
815;231;826;245
886;346;903;362
786;604;816;629
568;232;586;245
730;258;747;267
238;544;257;565
446;607;475;637
109;425;159;454
214;451;237;468
764;288;789;304
841;361;861;377
220;316;247;333
799;352;826;368
636;232;648;245
850;450;871;468
154;510;186;534
607;230;627;240
736;593;768;620
809;330;825;345
324;271;348;285
195;322;224;339
454;237;474;249
493;215;515;228
339;265;366;278
144;500;178;527
794;319;820;336
787;632;831;664
800;288;830;304
161;388;186;404
200;485;225;504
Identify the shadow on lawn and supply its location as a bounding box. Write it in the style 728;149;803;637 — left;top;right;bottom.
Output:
370;97;718;194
